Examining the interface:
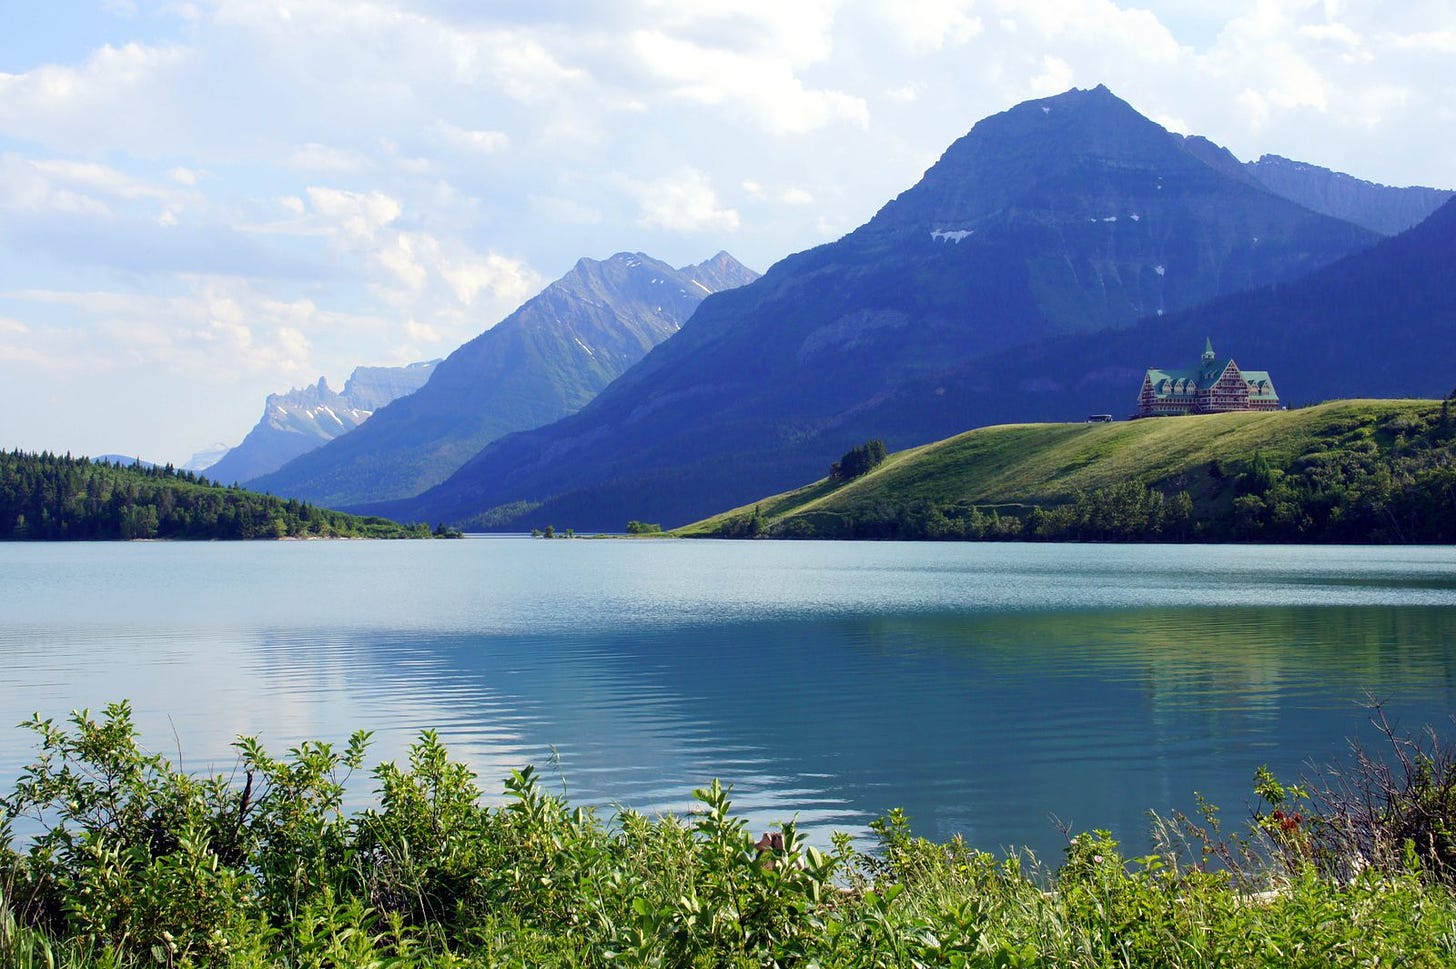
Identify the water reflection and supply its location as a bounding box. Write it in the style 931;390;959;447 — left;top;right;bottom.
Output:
2;541;1454;860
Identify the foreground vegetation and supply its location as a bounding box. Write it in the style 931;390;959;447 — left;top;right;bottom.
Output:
4;704;1456;967
0;451;442;540
681;397;1456;542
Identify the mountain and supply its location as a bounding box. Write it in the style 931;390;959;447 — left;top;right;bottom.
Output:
95;455;156;469
206;361;438;485
845;194;1456;442
680;250;762;293
377;85;1382;531
182;443;230;473
1245;155;1453;236
252;251;758;507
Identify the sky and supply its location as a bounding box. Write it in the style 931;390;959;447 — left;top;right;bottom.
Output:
2;0;1453;466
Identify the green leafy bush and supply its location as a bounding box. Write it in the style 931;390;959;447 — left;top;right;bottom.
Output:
4;703;1456;967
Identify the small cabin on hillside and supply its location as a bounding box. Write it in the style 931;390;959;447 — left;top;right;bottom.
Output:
1136;339;1279;418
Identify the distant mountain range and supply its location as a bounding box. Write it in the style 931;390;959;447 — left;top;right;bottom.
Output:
251;251;758;507
374;85;1451;532
183;443;230;472
1244;155;1453;236
94;455;156;469
206;361;438;485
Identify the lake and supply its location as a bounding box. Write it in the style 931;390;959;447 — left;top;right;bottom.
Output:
2;538;1454;861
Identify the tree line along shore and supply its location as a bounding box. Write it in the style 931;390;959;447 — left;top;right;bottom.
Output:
0;451;447;540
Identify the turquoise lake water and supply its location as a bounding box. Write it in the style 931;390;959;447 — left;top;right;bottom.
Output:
2;538;1454;858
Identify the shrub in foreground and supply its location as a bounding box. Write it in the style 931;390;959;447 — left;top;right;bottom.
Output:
3;702;1456;967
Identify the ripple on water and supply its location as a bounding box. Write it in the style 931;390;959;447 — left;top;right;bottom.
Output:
2;541;1456;855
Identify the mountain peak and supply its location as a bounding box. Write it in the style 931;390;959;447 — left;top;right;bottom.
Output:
1013;83;1138;121
681;251;759;294
861;84;1203;237
1040;82;1119;104
205;359;437;485
255;249;758;508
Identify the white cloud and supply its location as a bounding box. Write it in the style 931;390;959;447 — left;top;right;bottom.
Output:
626;169;740;234
5;282;327;379
629;28;868;133
304;186;404;242
877;0;984;50
636;0;843;64
1385;30;1456;53
0;43;190;155
1002;0;1183;60
287;143;377;174
1027;56;1077;97
432;121;510;155
254;185;545;339
743;180;815;205
478;34;589;103
403;318;441;343
3;0;1455;463
530;195;603;225
30;159;181;202
0;153;201;224
1301;22;1364;50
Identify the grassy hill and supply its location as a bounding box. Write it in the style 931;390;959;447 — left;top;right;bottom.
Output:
0;451;441;540
677;399;1456;543
384;86;1383;534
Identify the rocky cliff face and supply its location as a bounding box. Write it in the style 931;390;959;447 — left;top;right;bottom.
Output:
1246;155;1453;236
248;251;758;507
339;363;441;411
205;361;437;485
867;196;1456;434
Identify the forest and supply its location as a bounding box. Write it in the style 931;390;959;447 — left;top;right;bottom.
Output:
0;451;437;540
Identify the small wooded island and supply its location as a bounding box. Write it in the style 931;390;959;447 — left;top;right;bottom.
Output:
0;451;447;540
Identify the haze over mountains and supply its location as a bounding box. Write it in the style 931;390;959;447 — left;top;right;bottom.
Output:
370;85;1450;532
249;251;757;507
206;361;438;485
1244;155;1453;236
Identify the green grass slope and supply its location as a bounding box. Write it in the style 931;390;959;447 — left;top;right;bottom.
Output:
678;399;1456;543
